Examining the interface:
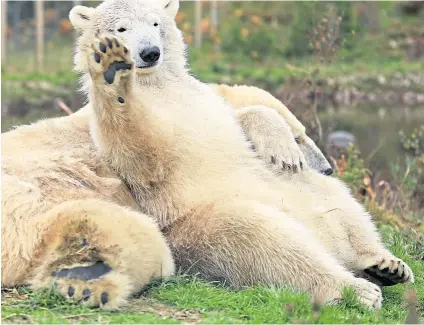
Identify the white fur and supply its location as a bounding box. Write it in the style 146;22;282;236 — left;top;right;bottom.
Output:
73;0;413;310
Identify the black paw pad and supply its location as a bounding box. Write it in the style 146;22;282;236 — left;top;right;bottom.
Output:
82;288;91;301
94;52;101;63
101;292;109;305
99;42;107;53
364;268;398;286
54;261;112;281
68;286;75;297
118;97;125;104
105;37;113;49
103;61;132;84
104;69;116;84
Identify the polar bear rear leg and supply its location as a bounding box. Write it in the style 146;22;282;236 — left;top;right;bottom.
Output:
307;174;414;287
30;199;174;310
166;200;382;309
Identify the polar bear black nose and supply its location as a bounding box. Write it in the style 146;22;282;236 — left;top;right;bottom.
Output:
323;168;333;176
140;46;161;63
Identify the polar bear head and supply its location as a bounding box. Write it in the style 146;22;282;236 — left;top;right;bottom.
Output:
69;0;186;83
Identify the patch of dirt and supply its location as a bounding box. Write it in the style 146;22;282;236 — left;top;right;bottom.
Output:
1;289;204;324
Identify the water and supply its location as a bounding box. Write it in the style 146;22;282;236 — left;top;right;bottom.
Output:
319;103;424;180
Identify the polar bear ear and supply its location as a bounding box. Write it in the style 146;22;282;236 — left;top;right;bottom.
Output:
69;5;95;31
164;0;179;19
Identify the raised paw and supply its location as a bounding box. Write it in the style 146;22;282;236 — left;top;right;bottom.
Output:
351;278;383;309
362;256;414;286
90;33;134;86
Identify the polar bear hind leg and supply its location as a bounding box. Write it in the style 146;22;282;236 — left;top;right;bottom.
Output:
166;199;383;309
29;199;174;310
292;171;415;287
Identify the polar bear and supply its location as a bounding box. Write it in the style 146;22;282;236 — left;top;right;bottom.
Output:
70;0;413;310
1;0;413;311
0;97;331;311
0;63;333;311
1;111;176;310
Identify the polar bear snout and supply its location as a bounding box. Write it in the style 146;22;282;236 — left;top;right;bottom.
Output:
139;46;161;64
323;168;333;175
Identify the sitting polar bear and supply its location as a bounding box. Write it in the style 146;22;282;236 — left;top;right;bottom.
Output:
0;79;335;309
1;0;413;311
69;0;413;309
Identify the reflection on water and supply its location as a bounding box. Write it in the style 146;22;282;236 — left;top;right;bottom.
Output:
318;104;424;179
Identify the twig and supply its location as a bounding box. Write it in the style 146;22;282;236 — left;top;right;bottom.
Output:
2;313;32;322
55;98;73;115
366;138;385;162
64;313;97;319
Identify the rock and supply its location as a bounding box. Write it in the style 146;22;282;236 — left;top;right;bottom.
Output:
327;130;356;149
403;91;417;105
416;93;424;104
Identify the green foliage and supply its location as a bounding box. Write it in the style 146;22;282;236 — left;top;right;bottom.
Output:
400;125;424;157
285;2;357;58
396;126;424;211
219;19;284;61
337;144;370;195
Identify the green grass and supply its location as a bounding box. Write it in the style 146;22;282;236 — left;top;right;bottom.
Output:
2;226;423;324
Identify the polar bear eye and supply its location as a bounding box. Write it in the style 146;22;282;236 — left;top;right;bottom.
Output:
295;137;300;144
117;27;126;33
154;22;159;27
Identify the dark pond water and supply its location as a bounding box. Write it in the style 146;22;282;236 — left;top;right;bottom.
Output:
318;103;424;180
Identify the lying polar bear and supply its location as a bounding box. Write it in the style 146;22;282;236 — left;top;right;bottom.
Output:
0;78;337;309
33;0;410;310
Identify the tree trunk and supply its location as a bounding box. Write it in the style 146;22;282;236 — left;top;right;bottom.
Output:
35;0;44;71
210;0;219;51
194;0;202;48
1;0;7;65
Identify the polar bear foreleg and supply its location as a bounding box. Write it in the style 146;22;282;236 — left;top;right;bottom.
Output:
235;105;307;173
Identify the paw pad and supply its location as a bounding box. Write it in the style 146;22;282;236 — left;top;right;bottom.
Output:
99;42;107;53
68;286;75;297
82;288;91;301
363;257;414;286
101;292;109;305
105;37;113;49
91;35;133;85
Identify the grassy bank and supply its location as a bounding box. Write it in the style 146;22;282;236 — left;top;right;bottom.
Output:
2;225;423;324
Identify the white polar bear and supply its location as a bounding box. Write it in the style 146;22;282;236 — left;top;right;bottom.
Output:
71;0;413;310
